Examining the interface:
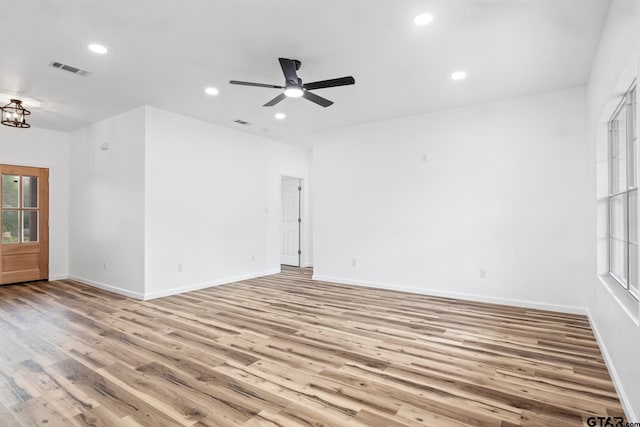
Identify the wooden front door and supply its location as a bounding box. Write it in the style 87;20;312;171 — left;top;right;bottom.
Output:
0;164;49;284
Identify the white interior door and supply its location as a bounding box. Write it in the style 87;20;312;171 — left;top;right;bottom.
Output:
280;177;300;266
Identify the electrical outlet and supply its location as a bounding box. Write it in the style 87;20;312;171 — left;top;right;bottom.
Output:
251;254;256;262
479;269;487;279
177;263;183;273
351;258;357;267
103;261;107;270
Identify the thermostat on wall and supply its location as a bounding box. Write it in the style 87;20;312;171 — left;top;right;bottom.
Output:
99;141;109;151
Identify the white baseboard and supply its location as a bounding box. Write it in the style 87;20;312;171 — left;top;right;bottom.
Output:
67;275;145;300
588;311;637;422
49;274;69;281
143;269;281;300
68;269;282;300
311;274;587;315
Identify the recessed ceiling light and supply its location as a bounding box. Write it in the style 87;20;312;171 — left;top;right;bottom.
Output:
205;87;219;96
275;113;286;120
451;71;467;81
414;13;434;26
88;44;108;54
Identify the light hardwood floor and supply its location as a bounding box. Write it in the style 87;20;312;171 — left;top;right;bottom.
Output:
0;267;626;426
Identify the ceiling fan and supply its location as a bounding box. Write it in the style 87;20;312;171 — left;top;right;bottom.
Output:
230;58;355;108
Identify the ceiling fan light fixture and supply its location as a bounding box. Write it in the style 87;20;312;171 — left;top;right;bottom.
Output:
284;86;304;98
1;99;31;128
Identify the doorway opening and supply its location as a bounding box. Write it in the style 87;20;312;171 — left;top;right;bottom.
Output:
0;164;49;285
280;175;302;267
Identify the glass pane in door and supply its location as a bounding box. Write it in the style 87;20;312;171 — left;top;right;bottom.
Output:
22;210;38;243
2;175;20;208
2;210;20;243
22;176;38;208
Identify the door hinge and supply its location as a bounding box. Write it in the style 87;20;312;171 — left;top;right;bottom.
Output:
298;218;301;223
298;250;301;255
298;186;302;191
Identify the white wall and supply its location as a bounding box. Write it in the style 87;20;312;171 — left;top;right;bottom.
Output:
0;125;69;279
312;87;590;313
144;107;310;298
587;0;640;420
68;107;146;298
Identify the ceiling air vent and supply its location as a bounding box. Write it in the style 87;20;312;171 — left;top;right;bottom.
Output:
51;62;89;76
233;119;251;126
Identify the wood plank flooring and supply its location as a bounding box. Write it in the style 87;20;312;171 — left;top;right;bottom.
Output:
0;267;625;426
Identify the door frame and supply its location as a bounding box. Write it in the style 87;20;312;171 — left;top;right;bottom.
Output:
279;174;304;268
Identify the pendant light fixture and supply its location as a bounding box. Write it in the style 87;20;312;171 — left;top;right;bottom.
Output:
1;99;31;128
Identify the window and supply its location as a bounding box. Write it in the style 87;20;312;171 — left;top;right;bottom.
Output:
608;81;638;299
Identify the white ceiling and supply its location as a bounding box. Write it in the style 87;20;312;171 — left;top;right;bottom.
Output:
0;0;610;145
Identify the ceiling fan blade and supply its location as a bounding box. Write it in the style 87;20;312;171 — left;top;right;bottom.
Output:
303;76;355;91
278;58;299;84
229;80;284;89
264;93;287;107
303;91;334;107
